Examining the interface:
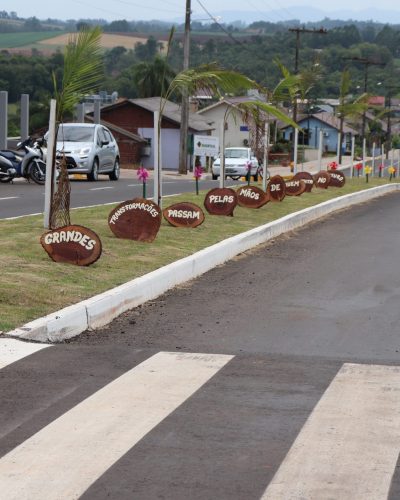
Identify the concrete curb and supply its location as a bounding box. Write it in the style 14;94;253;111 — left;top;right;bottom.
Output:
6;184;400;343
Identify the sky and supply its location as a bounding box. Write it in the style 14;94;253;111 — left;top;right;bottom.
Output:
2;0;400;22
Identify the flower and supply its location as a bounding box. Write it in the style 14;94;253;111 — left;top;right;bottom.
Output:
328;161;338;170
364;166;372;175
378;164;384;171
388;166;396;175
194;165;203;180
355;163;363;171
137;166;149;181
246;161;252;172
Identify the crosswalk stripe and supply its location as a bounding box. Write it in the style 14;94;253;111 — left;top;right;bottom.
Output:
261;363;400;499
0;339;50;369
0;351;233;500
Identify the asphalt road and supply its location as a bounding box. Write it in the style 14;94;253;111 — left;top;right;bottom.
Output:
0;174;228;219
1;192;400;499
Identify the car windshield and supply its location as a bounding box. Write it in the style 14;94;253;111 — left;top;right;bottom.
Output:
57;127;95;142
225;149;248;159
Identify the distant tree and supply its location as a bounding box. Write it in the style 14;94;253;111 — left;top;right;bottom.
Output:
132;55;176;98
24;17;42;31
105;20;130;33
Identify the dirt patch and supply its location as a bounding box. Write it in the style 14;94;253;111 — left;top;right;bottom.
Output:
38;33;163;50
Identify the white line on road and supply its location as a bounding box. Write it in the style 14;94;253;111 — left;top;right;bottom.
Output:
89;187;114;191
261;363;400;500
0;196;19;201
0;351;233;500
0;339;51;369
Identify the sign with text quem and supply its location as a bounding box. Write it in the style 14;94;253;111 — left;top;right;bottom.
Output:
204;187;238;216
41;225;102;266
267;175;286;202
193;135;219;157
108;198;162;242
163;202;205;228
293;172;314;192
236;185;269;208
285;178;306;196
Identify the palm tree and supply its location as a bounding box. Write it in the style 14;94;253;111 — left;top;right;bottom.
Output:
132;56;176;98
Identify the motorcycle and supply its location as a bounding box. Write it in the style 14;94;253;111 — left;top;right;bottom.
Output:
0;137;47;185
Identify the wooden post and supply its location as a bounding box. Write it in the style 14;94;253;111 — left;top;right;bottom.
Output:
153;110;161;207
350;136;355;178
293;127;299;175
262;122;269;191
44;99;57;229
318;130;323;170
219;120;225;189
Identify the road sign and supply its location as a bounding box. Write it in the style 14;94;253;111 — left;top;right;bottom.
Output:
193;135;219;157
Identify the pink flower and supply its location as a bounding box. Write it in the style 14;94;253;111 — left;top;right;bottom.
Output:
379;164;384;171
194;165;203;180
355;163;363;171
137;166;149;181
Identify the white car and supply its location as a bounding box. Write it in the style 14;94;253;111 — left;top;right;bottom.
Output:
52;123;120;181
212;147;259;180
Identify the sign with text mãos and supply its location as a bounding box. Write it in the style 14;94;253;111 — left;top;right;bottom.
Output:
204;188;238;216
108;198;162;242
285;178;306;196
314;171;331;189
236;185;269;208
163;202;205;228
267;175;286;202
293;172;314;192
328;170;346;188
40;225;102;266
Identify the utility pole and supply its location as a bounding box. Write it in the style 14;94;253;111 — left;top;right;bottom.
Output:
344;57;385;145
178;0;191;174
288;27;327;124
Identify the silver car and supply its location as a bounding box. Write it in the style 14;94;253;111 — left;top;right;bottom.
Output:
55;123;120;181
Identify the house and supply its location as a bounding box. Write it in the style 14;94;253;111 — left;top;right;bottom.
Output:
91;97;213;170
198;96;267;149
281;112;358;154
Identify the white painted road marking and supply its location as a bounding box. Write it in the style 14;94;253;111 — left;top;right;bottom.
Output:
261;363;400;500
89;186;114;191
0;351;233;500
0;196;19;201
0;339;51;369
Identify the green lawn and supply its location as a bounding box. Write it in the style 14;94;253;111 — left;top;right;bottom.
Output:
0;178;397;332
0;31;66;49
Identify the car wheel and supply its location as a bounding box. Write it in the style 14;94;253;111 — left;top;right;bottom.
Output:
109;158;120;181
212;173;218;180
87;158;99;181
253;172;259;181
230;175;240;180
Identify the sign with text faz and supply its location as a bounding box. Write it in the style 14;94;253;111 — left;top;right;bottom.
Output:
314;171;331;189
204;188;238;216
41;225;102;266
267;175;286;201
163;202;205;228
108;198;162;242
293;172;314;192
193;135;219;157
236;185;269;208
328;170;346;188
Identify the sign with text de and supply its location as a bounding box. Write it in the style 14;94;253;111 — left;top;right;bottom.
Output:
108;198;162;242
267;175;286;202
40;225;102;266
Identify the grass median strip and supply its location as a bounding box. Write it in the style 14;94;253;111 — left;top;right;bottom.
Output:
1;178;396;332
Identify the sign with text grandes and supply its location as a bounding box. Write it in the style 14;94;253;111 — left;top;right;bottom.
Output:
163;202;205;228
108;198;162;242
204;188;238;216
41;225;102;266
237;185;269;209
193;135;219;156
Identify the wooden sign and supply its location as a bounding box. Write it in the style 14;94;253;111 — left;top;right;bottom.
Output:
328;170;346;188
108;198;161;242
267;175;286;202
204;188;238;216
285;178;306;196
41;225;102;266
163;202;205;228
236;185;269;209
293;172;314;192
314;171;331;189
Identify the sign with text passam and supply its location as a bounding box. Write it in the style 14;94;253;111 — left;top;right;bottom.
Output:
193;135;219;156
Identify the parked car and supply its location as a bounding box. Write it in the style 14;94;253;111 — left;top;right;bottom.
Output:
212;147;259;180
50;123;120;181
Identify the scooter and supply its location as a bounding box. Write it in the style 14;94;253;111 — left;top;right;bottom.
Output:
0;137;47;185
